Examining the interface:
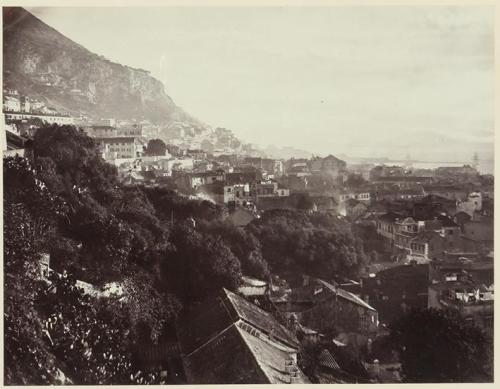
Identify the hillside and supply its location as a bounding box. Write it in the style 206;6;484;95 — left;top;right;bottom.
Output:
3;7;199;125
2;7;297;158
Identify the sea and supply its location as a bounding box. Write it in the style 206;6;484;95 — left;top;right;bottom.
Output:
384;160;494;175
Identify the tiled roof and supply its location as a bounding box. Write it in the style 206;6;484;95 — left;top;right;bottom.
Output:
225;289;298;348
241;276;267;287
236;324;309;384
177;289;308;384
318;349;340;370
318;349;341;370
177;297;236;356
317;280;376;312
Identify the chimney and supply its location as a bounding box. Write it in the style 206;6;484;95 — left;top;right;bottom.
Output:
289;370;300;384
285;359;299;384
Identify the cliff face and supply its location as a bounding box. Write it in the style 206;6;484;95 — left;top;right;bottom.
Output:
3;7;196;124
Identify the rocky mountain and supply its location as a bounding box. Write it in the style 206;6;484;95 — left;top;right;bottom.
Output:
3;7;199;125
2;7;296;159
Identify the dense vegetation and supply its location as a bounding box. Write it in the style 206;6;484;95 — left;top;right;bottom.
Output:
388;308;492;382
145;139;167;156
248;210;370;279
7;124;486;384
4;125;371;383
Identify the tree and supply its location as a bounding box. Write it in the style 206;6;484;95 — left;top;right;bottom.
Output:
4;203;61;384
389;308;492;382
145;139;167;156
353;224;387;255
296;193;314;210
122;270;181;343
163;223;242;303
345;173;367;188
33;124;119;206
35;271;169;384
144;186;223;222
248;210;369;279
198;220;269;279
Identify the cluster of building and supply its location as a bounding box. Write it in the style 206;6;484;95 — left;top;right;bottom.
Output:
374;191;493;264
3;89;76;125
174;276;381;384
3;87;493;383
2;90;166;159
360;163;494;336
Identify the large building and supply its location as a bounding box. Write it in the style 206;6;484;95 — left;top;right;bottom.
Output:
117;124;143;137
309;155;347;177
3;95;21;112
83;125;116;137
95;136;142;159
376;212;461;263
269;277;378;350
4;112;75;125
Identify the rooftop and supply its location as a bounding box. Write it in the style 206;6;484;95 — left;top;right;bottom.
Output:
177;289;307;384
95;136;137;143
317;279;376;312
177;288;298;356
236;323;309;384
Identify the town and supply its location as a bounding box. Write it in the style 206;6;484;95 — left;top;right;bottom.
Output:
4;88;494;384
3;6;494;387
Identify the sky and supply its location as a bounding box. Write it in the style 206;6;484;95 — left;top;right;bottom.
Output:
29;6;494;164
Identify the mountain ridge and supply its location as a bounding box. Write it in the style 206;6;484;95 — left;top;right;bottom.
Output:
3;7;200;126
3;7;319;160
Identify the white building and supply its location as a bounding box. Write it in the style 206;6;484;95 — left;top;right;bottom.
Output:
96;136;142;159
4;112;75;125
3;96;21;112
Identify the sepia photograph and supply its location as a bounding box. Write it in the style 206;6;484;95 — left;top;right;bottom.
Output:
2;2;495;385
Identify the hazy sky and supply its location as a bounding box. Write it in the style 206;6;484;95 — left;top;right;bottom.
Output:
29;6;494;163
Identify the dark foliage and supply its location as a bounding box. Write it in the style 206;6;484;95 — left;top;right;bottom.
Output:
389;308;493;382
352;224;387;257
4;124;382;384
248;209;369;279
198;220;270;279
145;138;167;156
162;223;242;303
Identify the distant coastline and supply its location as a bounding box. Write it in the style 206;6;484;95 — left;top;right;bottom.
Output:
387;160;494;175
